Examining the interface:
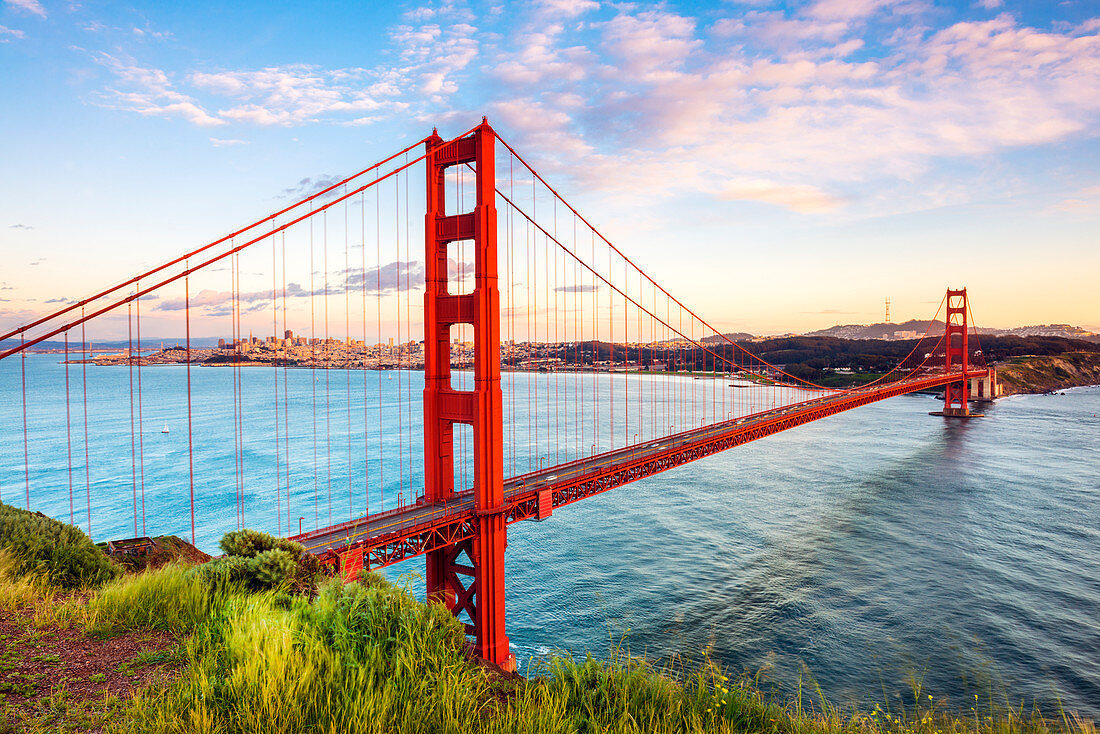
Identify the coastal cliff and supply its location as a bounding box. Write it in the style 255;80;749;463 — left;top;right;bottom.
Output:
995;351;1100;395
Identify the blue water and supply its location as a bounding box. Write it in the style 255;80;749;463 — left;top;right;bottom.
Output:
2;354;1098;717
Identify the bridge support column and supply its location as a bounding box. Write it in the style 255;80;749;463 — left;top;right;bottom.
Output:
423;120;514;671
931;288;980;418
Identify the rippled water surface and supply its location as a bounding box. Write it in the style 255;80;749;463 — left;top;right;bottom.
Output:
2;355;1098;716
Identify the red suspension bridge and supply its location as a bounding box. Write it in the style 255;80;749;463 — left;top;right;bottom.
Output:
0;119;992;671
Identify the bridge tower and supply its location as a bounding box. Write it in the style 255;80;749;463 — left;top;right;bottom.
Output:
423;120;514;671
941;288;970;417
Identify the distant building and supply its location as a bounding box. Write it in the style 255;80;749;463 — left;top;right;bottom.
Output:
284;329;293;340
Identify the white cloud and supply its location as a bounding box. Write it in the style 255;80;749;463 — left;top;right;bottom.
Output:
534;0;599;19
476;4;1100;216
0;24;26;41
805;0;898;22
209;137;249;147
4;0;46;18
975;0;1003;8
91;5;477;128
94;53;225;126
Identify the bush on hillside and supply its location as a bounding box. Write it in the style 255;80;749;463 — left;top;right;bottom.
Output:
194;528;322;593
0;501;120;588
218;528;305;559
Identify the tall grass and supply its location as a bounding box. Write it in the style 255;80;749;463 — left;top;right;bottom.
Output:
80;564;228;635
0;549;48;610
96;564;1095;734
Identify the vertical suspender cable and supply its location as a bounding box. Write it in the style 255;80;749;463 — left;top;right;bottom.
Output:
81;315;91;536
281;233;291;530
361;190;369;516
185;262;196;546
272;229;282;535
345;185;353;519
136;285;145;536
376;179;384;513
21;332;29;509
65;332;73;524
311;212;320;529
324;210;332;525
128;303;137;534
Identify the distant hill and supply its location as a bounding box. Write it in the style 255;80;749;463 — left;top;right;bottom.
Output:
805;320;943;340
700;332;754;344
1;337;224;352
805;321;1099;343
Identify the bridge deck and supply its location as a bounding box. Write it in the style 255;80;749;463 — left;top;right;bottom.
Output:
290;370;986;572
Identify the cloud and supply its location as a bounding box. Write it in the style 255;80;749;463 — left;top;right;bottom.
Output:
719;179;842;214
4;0;46;18
94;53;224;127
8;223;33;230
156;284;309;314
555;284;601;293
534;0;598;19
94;7;478;129
154;260;443;315
0;24;26;41
279;174;345;199
805;0;899;22
344;260;425;293
478;4;1100;217
209;138;248;147
975;0;1003;8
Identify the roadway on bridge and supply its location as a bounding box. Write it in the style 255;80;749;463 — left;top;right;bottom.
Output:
292;375;968;558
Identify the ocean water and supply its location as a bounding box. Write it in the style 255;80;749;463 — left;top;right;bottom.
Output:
1;354;1098;717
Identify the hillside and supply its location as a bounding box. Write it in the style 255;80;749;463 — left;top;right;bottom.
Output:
1;503;1094;733
806;321;1099;342
995;352;1100;395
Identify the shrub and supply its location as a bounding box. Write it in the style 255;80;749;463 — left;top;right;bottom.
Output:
219;528;305;559
249;549;297;589
0;501;120;588
193;529;323;593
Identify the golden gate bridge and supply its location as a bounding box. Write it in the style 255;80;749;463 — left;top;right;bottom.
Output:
0;119;991;671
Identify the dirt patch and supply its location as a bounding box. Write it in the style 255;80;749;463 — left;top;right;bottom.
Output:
0;602;179;730
103;534;211;574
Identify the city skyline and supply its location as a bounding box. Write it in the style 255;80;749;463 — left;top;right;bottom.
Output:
2;0;1099;336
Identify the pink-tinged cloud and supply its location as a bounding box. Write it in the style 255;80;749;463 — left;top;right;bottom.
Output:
719;179;842;214
4;0;45;19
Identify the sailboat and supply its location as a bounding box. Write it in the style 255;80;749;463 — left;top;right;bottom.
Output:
161;424;169;434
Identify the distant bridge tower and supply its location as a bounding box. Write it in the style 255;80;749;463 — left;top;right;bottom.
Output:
423;120;515;671
937;288;972;417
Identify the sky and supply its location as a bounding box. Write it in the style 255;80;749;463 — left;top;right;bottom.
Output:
1;0;1098;336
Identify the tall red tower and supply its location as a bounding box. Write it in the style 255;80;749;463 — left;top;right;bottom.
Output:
941;288;970;417
423;120;514;670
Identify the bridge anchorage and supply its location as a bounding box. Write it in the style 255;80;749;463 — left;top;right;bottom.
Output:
0;116;992;675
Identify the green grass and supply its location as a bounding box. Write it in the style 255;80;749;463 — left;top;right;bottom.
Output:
91;566;1093;734
0;502;120;589
1;524;1095;734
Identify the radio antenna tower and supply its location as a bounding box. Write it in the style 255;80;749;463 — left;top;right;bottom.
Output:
885;297;891;324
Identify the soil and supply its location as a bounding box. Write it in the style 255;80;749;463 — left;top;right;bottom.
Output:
0;599;179;732
102;534;211;574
